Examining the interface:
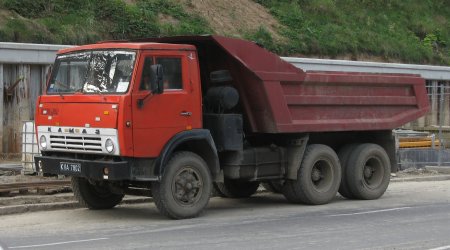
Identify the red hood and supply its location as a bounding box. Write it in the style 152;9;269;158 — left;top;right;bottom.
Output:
36;95;121;129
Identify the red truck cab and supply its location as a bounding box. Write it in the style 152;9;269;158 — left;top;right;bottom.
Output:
36;42;202;159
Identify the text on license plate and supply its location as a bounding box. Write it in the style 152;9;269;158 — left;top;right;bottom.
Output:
60;162;81;173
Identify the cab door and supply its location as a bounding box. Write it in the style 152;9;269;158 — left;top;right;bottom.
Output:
131;51;194;157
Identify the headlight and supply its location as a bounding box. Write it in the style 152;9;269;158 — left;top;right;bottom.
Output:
40;135;47;149
105;138;115;153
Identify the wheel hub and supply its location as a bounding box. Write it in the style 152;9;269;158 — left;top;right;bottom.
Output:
173;168;202;205
311;168;322;182
364;165;374;179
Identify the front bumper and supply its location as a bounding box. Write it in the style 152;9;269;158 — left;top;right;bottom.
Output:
35;155;149;181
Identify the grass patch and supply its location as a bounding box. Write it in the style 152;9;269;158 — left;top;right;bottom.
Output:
0;0;212;44
255;0;450;65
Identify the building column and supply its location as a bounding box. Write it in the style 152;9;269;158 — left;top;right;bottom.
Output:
0;64;3;153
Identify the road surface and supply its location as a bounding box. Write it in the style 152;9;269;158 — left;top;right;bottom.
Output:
1;180;449;250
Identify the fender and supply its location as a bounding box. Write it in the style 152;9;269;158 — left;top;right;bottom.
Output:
154;129;221;181
286;135;309;180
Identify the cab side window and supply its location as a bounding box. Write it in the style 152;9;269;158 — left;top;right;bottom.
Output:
139;57;154;91
156;57;182;89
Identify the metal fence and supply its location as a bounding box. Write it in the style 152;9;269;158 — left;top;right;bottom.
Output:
398;148;450;170
399;80;450;169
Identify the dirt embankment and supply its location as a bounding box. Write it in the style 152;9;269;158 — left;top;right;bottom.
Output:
178;0;284;41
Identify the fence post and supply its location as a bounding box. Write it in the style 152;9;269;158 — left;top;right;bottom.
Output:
438;83;444;167
0;64;3;154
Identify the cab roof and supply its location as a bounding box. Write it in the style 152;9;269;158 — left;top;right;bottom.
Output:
57;42;196;55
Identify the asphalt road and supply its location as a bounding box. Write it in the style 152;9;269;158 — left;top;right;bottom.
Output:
1;180;449;250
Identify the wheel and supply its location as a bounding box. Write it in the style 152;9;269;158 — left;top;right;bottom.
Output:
152;151;212;219
214;179;260;198
346;144;391;200
338;144;358;199
71;177;124;209
282;144;341;205
262;180;283;193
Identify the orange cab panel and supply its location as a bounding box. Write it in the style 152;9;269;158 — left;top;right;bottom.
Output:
37;102;118;128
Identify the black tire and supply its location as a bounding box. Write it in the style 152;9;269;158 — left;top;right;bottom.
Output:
346;144;391;200
338;144;358;199
262;180;283;193
214;179;260;198
282;144;341;205
152;151;212;219
71;177;124;209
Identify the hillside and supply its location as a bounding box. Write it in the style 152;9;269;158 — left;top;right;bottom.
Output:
0;0;448;65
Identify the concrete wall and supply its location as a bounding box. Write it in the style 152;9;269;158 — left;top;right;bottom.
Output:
0;43;71;155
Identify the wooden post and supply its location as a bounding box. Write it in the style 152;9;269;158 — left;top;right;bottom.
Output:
424;80;437;127
438;84;444;166
444;81;450;126
431;81;439;126
0;64;3;154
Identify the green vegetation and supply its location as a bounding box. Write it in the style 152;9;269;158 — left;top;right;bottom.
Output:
254;0;450;65
0;0;449;65
0;0;212;44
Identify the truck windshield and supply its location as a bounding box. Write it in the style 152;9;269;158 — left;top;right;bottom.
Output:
47;50;136;94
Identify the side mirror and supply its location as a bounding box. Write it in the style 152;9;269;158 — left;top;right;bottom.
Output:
150;64;164;94
137;64;164;109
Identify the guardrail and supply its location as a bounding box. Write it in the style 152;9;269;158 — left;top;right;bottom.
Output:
283;57;450;81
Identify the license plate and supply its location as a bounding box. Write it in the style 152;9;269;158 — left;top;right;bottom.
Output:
60;162;81;173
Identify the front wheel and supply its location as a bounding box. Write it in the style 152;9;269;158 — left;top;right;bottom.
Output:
72;177;124;209
152;151;212;219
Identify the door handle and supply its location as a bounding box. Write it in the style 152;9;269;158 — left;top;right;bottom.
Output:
180;111;192;117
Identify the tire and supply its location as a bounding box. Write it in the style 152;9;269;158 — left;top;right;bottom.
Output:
214;179;260;198
338;144;358;199
282;144;341;205
262;180;283;193
346;144;391;200
152;151;212;219
71;177;124;209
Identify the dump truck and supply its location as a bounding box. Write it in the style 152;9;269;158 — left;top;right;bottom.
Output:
34;36;429;219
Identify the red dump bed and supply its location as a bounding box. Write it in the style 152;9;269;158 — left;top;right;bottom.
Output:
139;36;430;133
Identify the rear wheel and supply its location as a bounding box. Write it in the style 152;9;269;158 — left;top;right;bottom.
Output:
338;144;358;199
214;179;260;198
72;177;124;209
152;151;212;219
283;144;341;205
346;144;391;200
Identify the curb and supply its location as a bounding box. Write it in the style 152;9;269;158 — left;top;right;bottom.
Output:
0;196;152;216
390;174;450;182
0;201;79;216
424;166;450;175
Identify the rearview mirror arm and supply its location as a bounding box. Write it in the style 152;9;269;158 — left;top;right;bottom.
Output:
137;92;153;109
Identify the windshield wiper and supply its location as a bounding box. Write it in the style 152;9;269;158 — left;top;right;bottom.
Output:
74;87;84;94
55;88;64;99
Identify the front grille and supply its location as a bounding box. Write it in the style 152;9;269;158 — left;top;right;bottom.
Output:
50;135;102;152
